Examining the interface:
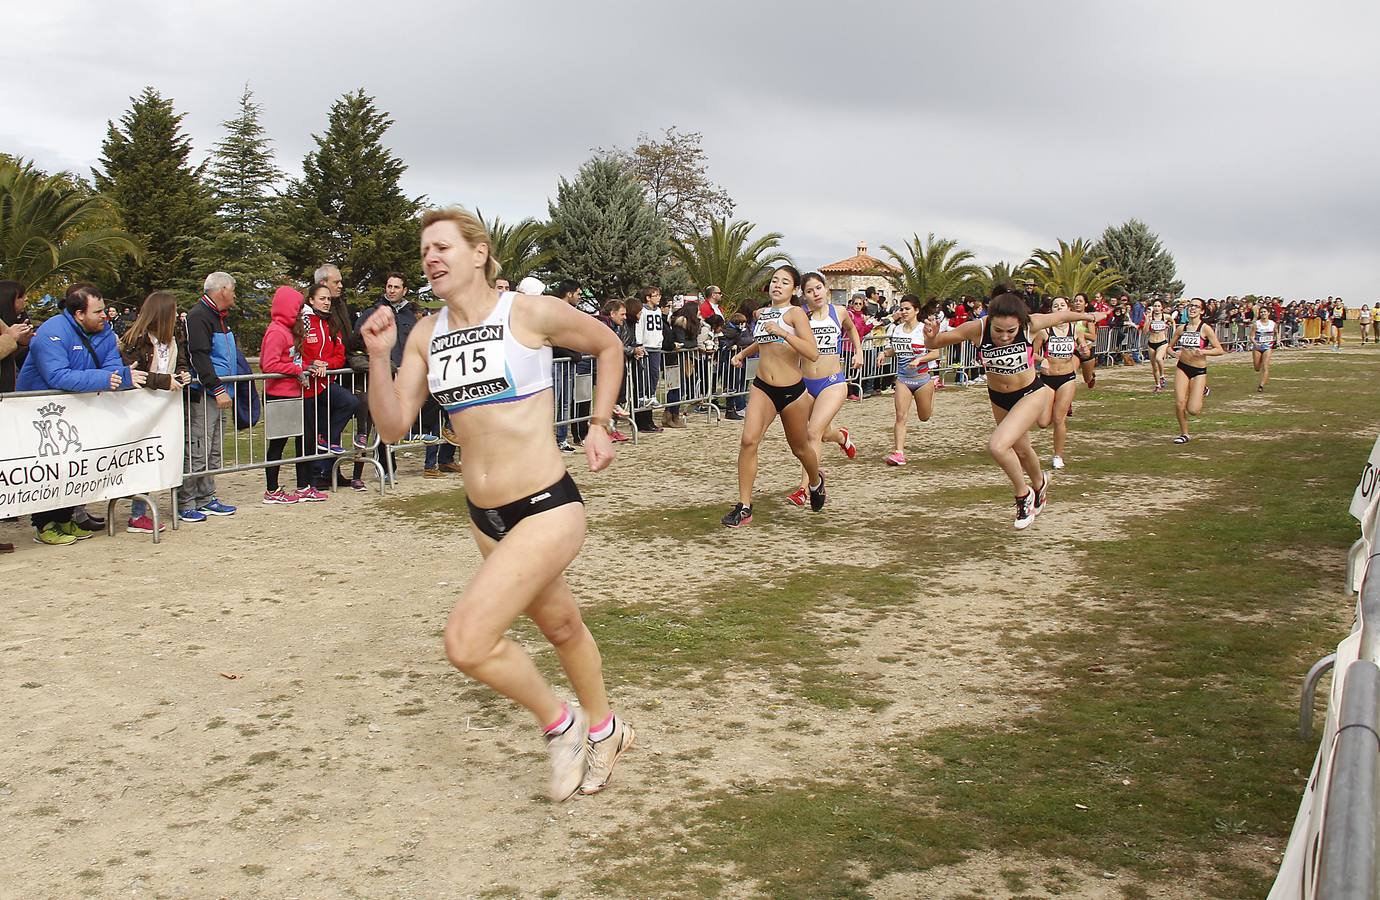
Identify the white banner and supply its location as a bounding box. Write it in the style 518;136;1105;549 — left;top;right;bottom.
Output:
0;390;185;517
1350;432;1380;523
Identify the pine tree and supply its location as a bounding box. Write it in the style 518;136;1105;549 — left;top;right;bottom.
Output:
545;155;669;298
274;89;423;294
94;87;215;303
190;85;288;347
1093;219;1185;299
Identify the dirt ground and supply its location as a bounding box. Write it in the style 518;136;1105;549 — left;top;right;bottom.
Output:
0;353;1301;898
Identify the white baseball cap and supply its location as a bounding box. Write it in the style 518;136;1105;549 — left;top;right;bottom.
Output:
516;276;546;295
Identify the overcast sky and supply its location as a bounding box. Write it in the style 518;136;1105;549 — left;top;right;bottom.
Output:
4;0;1376;299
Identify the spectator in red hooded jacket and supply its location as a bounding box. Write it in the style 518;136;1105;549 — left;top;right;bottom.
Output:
300;281;360;490
260;286;331;504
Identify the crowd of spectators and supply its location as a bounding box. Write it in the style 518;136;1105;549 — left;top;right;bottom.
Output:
2;269;1375;550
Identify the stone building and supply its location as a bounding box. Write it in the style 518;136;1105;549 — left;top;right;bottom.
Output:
819;242;900;305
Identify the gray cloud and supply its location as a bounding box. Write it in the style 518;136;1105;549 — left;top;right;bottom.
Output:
2;0;1376;298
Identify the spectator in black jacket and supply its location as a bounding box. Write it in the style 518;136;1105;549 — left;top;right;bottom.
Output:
349;272;416;487
551;279;591;448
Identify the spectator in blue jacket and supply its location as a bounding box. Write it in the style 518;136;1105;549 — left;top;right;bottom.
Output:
17;283;147;545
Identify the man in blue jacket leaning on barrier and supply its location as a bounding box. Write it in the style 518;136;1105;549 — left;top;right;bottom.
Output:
16;283;147;545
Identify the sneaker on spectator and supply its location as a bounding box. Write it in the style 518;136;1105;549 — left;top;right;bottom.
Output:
352;434;369;450
263;489;298;505
417;432;440;444
558;440;577;453
318;440;346;455
59;520;95;541
178;509;208;524
973;375;987;385
34;523;76;545
724;410;744;420
885;451;907;466
786;487;807;507
423;468;443;478
613;404;629;419
439;462;464;474
72;509;105;531
350;479;368;492
297;486;329;502
609;430;631;443
199;499;237;517
126;515;167;534
643;424;664;434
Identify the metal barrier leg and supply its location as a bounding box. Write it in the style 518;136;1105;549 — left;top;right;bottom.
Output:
1300;652;1338;739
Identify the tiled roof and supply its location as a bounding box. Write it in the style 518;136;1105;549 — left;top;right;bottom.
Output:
820;242;900;276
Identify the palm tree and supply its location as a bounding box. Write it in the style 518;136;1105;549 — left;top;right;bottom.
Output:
968;260;1033;298
670;218;791;312
881;233;981;301
1024;238;1122;299
478;211;554;286
0;157;140;291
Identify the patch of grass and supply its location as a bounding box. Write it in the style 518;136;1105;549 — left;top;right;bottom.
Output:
590;354;1377;897
570;564;917;710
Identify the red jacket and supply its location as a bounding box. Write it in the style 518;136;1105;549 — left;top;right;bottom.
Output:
260;287;306;398
301;304;345;398
1093;300;1112;328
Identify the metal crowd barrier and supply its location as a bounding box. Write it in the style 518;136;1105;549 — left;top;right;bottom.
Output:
1272;501;1380;896
183;368;385;499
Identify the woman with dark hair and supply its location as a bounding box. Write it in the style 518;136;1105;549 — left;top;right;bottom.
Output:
1168;298;1225;443
1251;304;1276;392
785;272;862;504
0;280;34;394
119;291;192;533
1071;293;1097;388
925;293;1096;529
1142;298;1172;392
878;296;940;466
301;281;361;487
665;300;703;428
723;265;825;527
1033;296;1086;470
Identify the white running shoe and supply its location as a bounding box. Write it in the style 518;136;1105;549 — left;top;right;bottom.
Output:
1052;455;1065;470
1013;492;1036;530
545;705;588;802
580;718;635;795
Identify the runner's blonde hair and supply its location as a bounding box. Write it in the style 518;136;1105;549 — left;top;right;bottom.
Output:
420;206;499;285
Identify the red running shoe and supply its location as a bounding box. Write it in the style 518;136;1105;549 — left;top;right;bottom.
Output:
786;487;807;507
838;427;857;459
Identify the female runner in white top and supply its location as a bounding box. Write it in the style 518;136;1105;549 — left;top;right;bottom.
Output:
877;296;941;466
1141;299;1172;392
360;208;633;802
1168;298;1225;443
926;292;1097;529
724;266;825;527
1251;305;1276;392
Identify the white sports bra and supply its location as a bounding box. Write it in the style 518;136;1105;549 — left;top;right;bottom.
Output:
887;322;931;373
753;304;799;345
427;292;552;413
1043;325;1077;360
1176;326;1205;350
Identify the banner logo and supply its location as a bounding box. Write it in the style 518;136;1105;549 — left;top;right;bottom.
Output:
34;402;82;457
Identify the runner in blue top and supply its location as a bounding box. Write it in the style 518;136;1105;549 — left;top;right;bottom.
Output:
786;272;863;506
